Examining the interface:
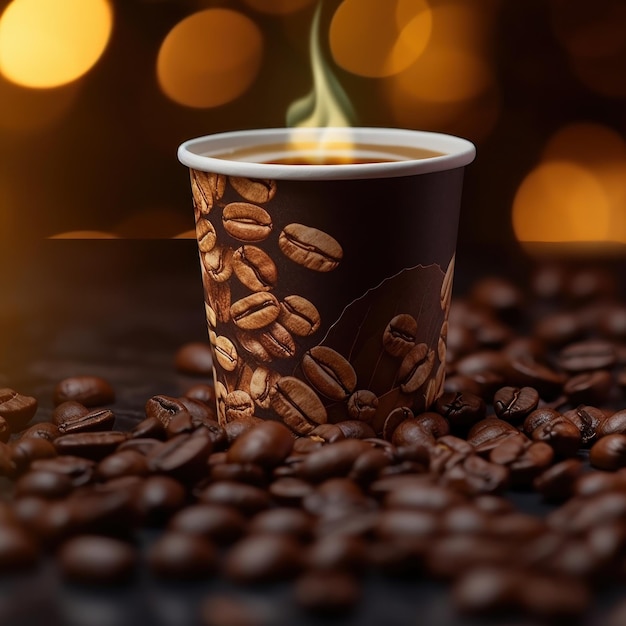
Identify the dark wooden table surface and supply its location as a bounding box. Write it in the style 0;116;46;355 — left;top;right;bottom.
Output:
1;239;625;626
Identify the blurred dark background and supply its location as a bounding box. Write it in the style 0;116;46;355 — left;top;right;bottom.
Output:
1;0;626;259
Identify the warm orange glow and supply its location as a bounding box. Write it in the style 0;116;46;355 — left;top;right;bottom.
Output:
329;0;432;78
157;9;263;108
0;75;78;131
173;229;197;239
242;0;316;15
392;45;491;104
0;0;112;88
115;208;193;239
382;1;498;137
49;231;120;239
541;123;626;243
512;162;612;243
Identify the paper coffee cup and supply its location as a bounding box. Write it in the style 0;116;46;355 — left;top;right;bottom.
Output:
178;127;476;438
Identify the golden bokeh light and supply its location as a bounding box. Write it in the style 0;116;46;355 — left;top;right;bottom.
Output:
242;0;316;15
157;9;263;109
512;161;613;243
392;45;491;104
0;0;113;89
329;0;432;78
382;1;498;137
0;75;79;131
541;123;626;243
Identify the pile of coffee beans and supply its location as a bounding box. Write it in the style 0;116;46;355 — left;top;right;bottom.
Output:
4;261;626;624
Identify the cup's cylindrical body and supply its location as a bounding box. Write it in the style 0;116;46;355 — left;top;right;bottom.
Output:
178;128;475;438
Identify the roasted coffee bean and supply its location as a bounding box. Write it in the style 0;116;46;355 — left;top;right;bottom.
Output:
226;420;294;468
465;417;518;450
223;416;264;443
118;437;163;456
256;321;296;359
302;346;357;401
52;376;115;407
349;447;392;484
222;201;273;242
533;458;584;502
148;531;217;580
278;223;343;272
184;383;216;405
383;407;415;441
57;535;137;585
269;477;314;505
230;292;280;330
18;421;60;442
522;408;561;435
130;416;167;440
53;431;128;461
51;401;89;426
346;390;379;422
598;409;626;437
294;569;361;615
209;461;266;486
492;386;539;424
0;523;39;572
174;341;214;375
335;420;377;440
196;217;217;253
191;170;225;216
13;469;74;499
95;449;149;481
563;370;613;406
213;335;239;372
0;387;38;431
557;339;617;373
530;417;581;458
489;439;554;488
145;395;191;427
147;433;213;482
298;439;372;483
533;311;585;347
202;244;234;283
9;437;57;473
590;433;626;471
270;377;327;435
30;455;95;487
278;295;321;337
442;454;510;496
132;475;187;526
229;176;276;203
56;408;115;435
563;405;605;445
382;314;418;358
302;478;374;519
440;504;490;535
249;507;313;540
309;423;345;443
397;343;435;394
224;533;303;584
429;436;474;474
434;391;486;431
197;480;272;514
232;244;277;293
168;503;247;543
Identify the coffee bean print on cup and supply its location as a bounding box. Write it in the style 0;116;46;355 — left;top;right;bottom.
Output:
232;245;277;292
278;223;343;272
229;176;277;204
301;346;357;402
382;314;418;358
222;202;273;242
270;376;328;435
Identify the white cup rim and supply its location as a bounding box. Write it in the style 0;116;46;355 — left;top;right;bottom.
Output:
177;127;476;180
